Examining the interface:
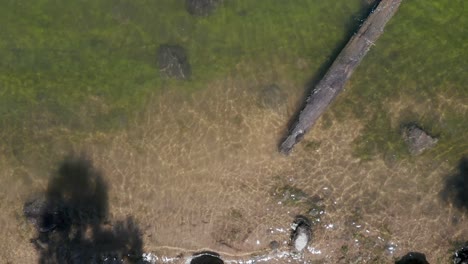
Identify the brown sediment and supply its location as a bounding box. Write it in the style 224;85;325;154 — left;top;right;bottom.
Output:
280;0;403;154
0;69;466;263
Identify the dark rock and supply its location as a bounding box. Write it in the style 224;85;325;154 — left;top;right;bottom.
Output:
269;240;280;250
258;84;287;109
401;124;438;155
191;251;224;264
395;252;429;264
454;245;468;264
186;0;221;16
290;215;311;252
157;44;191;80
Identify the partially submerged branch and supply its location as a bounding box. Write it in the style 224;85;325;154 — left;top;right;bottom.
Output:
280;0;403;155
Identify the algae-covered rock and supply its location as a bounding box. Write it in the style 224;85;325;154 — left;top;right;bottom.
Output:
402;124;438;155
157;44;191;80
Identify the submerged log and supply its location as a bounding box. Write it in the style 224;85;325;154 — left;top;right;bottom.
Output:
279;0;403;155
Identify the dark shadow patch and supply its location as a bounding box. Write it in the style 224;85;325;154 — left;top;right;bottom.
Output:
440;157;468;211
23;155;145;264
453;242;468;264
278;1;381;151
395;251;429;264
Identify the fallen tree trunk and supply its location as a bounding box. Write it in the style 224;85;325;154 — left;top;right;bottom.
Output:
279;0;403;155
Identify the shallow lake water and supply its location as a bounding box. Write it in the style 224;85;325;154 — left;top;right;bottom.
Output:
0;0;467;263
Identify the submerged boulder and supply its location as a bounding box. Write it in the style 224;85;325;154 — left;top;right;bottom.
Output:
186;0;221;16
157;44;191;80
402;124;438;155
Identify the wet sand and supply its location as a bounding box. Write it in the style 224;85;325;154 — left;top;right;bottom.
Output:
1;68;467;263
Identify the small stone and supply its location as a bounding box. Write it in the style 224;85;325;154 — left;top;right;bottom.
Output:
402;124;438;155
269;240;280;250
291;216;312;252
186;0;221;16
157;44;191;80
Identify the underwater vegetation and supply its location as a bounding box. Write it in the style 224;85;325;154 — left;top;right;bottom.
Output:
331;0;467;163
0;0;381;156
1;0;465;164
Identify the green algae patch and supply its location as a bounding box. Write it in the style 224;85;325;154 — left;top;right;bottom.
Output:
330;0;467;164
0;0;465;166
352;111;407;162
272;183;326;226
0;0;369;146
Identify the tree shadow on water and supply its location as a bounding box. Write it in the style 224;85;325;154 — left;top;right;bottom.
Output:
23;155;144;264
440;157;468;212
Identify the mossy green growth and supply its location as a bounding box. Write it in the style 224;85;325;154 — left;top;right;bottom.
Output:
228;208;243;220
273;183;325;226
0;0;371;148
275;184;310;206
341;245;349;255
1;0;465;165
352;111;408;161
331;0;467;163
303;140;322;152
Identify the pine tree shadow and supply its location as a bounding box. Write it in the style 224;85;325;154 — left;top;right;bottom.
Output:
440;157;468;212
23;155;144;264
